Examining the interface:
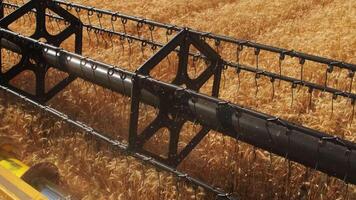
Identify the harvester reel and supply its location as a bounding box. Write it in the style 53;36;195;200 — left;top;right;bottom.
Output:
0;0;356;199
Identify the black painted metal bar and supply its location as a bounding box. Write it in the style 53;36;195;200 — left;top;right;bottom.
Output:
137;29;186;75
1;28;355;184
3;1;356;101
0;0;82;103
0;0;3;19
7;0;353;75
128;28;223;166
0;83;235;200
51;0;356;72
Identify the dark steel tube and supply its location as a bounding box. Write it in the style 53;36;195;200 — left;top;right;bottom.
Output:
1;28;356;184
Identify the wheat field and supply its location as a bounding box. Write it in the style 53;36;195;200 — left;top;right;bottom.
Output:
0;0;356;199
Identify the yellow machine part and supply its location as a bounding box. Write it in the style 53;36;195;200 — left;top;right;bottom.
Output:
0;165;48;200
0;144;30;178
0;144;48;200
0;157;30;178
0;138;71;200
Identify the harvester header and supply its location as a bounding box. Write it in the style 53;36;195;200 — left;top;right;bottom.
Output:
0;0;355;199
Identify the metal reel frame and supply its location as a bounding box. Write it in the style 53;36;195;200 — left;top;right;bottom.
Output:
129;29;224;166
0;0;82;103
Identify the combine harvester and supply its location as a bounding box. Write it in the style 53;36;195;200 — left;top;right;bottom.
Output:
0;0;355;199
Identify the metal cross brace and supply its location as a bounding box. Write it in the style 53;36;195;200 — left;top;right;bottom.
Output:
129;29;224;166
0;0;82;103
